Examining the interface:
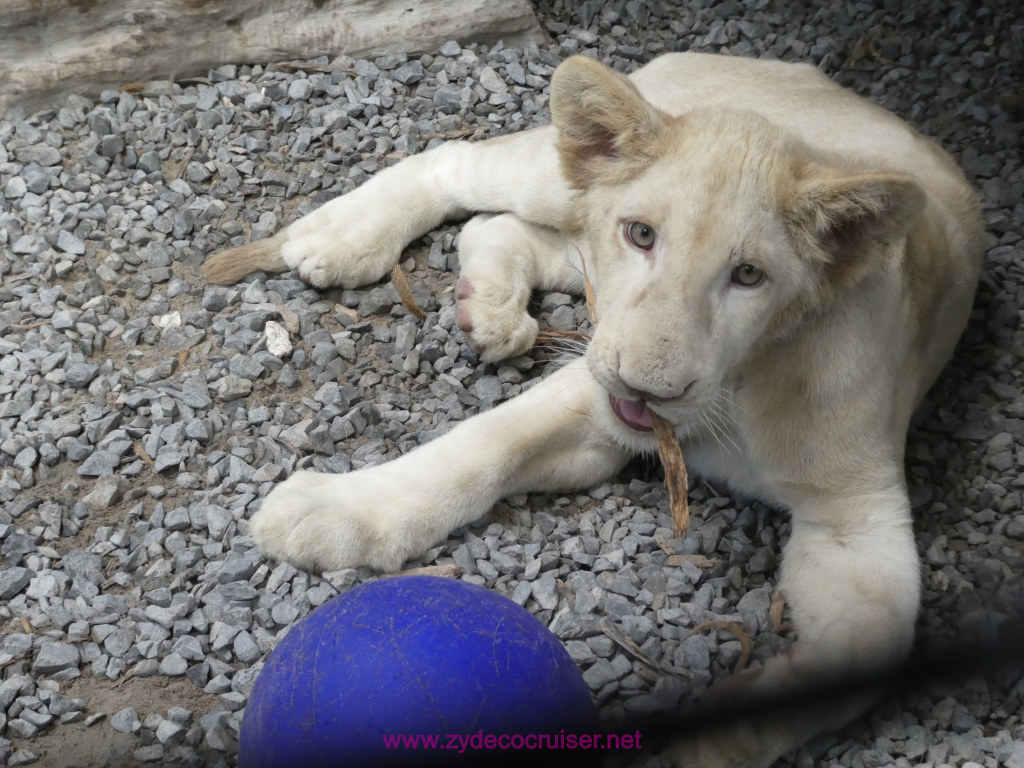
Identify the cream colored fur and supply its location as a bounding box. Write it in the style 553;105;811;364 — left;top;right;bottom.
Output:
203;53;983;767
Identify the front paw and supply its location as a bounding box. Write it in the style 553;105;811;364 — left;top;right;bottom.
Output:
455;277;538;362
250;470;410;573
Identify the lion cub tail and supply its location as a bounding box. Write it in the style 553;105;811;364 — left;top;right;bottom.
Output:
202;232;288;285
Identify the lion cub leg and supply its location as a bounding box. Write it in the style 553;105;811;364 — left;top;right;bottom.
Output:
203;126;574;289
455;214;584;362
669;489;920;768
250;358;630;572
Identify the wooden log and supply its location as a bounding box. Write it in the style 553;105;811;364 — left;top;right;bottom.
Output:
0;0;543;114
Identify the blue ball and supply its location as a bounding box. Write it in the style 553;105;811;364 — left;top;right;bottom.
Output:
240;575;596;767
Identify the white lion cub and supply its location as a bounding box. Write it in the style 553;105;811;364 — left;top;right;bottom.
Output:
204;53;983;767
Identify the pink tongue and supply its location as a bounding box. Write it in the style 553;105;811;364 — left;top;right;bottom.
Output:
610;396;653;431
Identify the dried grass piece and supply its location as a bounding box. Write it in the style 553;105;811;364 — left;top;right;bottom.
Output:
390;264;425;319
172;146;195;181
168;348;189;376
421;127;487;142
387;564;463;579
693;621;754;672
12;318;50;331
275;303;300;333
650;411;690;535
599;617;693;681
654;533;677;556
769;590;790;634
115;671;136;688
665;553;719;569
133;443;157;470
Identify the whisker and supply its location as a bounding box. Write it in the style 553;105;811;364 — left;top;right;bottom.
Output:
707;399;741;454
697;397;737;456
536;333;591;360
717;386;747;418
704;409;737;456
697;409;724;453
541;346;587;365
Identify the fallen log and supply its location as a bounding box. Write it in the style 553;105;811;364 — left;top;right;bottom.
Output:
0;0;543;114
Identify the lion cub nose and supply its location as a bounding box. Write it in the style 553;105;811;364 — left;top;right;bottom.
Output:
629;378;697;404
615;354;699;403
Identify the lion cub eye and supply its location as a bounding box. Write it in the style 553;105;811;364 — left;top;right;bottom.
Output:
624;222;657;251
731;263;766;288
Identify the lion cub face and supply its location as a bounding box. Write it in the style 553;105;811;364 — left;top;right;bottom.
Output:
579;112;817;428
550;56;924;432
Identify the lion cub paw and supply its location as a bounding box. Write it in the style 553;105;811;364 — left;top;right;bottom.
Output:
276;192;411;288
250;470;407;573
280;225;404;290
455;278;538;362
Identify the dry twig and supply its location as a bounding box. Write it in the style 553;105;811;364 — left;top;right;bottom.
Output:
391;265;426;319
420;127;489;142
11;319;50;331
665;553;719;569
651;412;690;535
168;348;189;376
387;564;463;580
133;443;157;470
693;621;754;672
275;303;301;333
769;590;790;634
599;617;692;680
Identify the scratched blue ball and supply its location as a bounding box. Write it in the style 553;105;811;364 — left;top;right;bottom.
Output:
240;575;596;767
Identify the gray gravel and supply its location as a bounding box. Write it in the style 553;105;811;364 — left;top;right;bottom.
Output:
1;0;1023;766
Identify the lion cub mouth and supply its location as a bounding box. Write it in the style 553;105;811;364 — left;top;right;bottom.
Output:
609;395;654;431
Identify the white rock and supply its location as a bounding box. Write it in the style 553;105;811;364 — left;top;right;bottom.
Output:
152;311;182;329
264;320;292;357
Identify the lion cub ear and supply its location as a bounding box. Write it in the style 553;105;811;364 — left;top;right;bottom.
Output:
550;56;672;189
786;167;926;285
